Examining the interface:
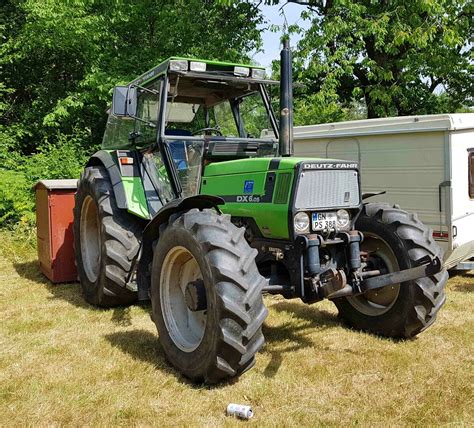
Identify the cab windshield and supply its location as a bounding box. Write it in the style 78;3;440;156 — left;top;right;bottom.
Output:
164;74;277;140
163;74;277;197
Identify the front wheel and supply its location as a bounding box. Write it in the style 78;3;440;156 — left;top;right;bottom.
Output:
333;203;447;338
150;209;268;383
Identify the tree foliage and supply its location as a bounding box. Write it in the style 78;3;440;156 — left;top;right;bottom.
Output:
294;0;473;119
0;0;264;227
222;0;473;121
1;0;263;156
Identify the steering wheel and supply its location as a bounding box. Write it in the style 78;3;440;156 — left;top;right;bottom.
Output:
192;127;223;136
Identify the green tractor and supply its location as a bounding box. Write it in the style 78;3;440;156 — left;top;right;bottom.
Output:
74;41;447;383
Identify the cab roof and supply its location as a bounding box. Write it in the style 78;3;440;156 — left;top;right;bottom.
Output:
130;56;267;87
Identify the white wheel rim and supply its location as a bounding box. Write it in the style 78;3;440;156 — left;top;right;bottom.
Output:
160;246;207;352
80;195;101;282
347;232;400;316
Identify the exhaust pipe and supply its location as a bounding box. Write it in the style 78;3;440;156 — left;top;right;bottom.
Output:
279;38;294;157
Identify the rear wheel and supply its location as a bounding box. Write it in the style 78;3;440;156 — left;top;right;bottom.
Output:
333;203;447;338
151;209;267;383
74;166;144;307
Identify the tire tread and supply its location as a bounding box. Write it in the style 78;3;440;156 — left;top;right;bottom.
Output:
152;209;267;383
73;166;144;307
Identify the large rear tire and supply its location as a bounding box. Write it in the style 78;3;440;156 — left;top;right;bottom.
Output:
150;208;267;384
73;166;144;307
333;203;447;338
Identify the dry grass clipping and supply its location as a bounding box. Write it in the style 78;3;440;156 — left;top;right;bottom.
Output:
0;229;472;426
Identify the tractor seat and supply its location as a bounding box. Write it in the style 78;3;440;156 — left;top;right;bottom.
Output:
165;129;191;170
165;129;193;137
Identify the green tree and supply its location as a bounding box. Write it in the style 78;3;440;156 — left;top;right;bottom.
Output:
0;0;264;155
295;0;473;119
221;0;473;121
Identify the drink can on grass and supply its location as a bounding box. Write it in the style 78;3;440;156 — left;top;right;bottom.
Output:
226;403;253;419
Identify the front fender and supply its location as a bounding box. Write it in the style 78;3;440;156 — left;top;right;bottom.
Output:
137;195;225;300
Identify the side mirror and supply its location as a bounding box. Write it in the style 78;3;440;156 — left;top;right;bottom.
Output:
112;86;137;117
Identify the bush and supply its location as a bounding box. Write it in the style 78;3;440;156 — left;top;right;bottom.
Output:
0;169;35;227
21;137;89;185
0;137;89;229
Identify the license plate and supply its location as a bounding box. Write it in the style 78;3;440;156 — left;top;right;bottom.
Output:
312;212;337;231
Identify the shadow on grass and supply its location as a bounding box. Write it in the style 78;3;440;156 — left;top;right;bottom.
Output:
13;260;138;326
261;300;339;378
104;329;238;389
12;259;406;380
104;302;340;384
104;329;165;367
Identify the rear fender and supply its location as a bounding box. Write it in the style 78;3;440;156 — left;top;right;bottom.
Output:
87;150;149;219
87;151;128;209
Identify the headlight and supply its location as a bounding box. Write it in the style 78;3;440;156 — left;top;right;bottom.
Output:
251;68;265;79
170;60;188;71
336;209;350;229
234;66;250;77
294;212;310;234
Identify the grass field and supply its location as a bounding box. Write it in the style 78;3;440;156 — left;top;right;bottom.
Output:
0;228;472;426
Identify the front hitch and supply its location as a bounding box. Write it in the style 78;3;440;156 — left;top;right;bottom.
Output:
326;255;443;299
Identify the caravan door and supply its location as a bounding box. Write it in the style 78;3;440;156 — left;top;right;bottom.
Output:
447;133;474;268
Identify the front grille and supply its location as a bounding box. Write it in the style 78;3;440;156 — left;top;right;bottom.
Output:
294;170;360;209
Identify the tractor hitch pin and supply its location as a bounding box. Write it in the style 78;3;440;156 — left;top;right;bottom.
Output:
262;285;288;293
359;269;385;279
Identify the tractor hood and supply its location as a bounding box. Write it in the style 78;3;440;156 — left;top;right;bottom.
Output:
204;157;345;177
201;156;360;241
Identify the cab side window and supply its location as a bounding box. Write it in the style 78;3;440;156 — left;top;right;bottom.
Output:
469;150;474;199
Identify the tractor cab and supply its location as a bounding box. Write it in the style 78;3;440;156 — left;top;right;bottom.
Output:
103;58;281;204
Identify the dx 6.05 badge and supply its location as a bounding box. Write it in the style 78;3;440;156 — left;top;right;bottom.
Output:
237;195;261;202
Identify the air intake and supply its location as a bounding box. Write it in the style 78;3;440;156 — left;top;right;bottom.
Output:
274;173;292;204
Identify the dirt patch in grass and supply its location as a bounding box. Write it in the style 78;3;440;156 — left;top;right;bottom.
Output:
0;229;472;425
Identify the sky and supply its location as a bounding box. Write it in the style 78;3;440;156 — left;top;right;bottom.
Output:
252;2;311;71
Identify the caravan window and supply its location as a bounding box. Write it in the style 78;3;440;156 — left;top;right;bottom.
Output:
469;150;474;199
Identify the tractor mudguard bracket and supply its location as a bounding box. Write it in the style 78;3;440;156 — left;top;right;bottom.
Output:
327;255;442;299
360;255;442;293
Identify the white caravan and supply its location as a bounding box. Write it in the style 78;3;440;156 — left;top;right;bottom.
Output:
291;114;474;269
